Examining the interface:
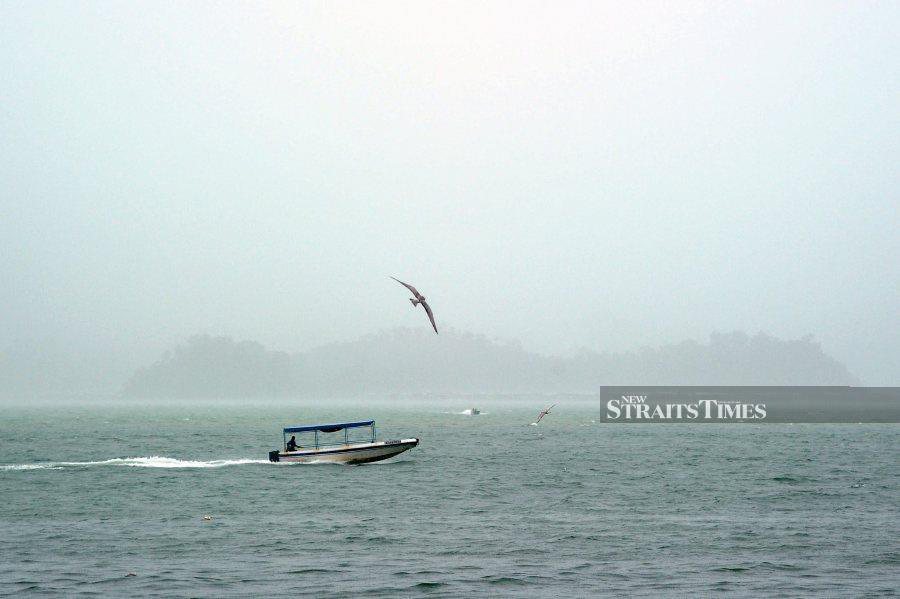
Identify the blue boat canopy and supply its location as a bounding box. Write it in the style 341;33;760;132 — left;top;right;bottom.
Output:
283;420;374;434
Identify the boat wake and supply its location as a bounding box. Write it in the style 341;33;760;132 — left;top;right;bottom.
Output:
1;456;269;471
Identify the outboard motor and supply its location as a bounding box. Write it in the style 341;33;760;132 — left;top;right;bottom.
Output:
268;450;280;463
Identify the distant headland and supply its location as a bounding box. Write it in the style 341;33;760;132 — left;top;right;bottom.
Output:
120;329;860;398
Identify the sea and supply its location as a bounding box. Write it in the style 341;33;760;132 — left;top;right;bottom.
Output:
1;398;897;597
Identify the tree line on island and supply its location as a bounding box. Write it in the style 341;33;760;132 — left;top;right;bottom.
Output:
121;328;860;398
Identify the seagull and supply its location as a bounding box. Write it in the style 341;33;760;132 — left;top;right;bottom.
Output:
532;404;556;425
391;277;438;334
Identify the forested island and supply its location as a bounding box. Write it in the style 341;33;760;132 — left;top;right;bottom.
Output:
121;329;860;398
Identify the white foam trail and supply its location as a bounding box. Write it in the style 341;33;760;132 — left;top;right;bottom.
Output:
2;464;64;471
1;456;268;471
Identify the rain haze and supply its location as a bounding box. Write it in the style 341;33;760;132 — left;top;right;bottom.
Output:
1;1;898;397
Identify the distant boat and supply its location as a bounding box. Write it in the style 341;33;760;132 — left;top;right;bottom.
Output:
461;408;481;415
268;420;418;464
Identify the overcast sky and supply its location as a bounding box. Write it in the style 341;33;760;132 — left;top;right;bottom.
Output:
1;1;897;384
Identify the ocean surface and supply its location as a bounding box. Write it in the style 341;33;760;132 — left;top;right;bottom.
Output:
1;399;897;597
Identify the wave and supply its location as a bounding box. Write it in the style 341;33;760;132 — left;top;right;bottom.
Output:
1;456;268;471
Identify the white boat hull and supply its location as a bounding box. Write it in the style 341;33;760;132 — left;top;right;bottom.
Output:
271;438;419;464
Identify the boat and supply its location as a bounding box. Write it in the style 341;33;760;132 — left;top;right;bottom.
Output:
268;420;418;464
462;407;480;415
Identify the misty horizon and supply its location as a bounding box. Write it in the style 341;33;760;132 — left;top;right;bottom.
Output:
1;326;861;400
2;2;897;390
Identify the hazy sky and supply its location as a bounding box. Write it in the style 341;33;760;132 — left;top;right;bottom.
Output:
1;1;898;384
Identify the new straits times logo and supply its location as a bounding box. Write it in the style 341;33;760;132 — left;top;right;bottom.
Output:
607;395;767;421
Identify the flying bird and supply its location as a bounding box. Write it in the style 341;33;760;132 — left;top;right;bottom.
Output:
391;277;438;334
532;404;556;425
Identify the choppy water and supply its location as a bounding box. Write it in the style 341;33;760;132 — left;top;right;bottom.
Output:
1;399;897;597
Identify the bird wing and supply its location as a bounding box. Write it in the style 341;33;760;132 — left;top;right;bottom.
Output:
421;300;438;334
535;410;546;422
391;276;422;299
547;404;556;412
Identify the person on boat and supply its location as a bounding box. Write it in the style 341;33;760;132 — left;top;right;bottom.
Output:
286;435;299;451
